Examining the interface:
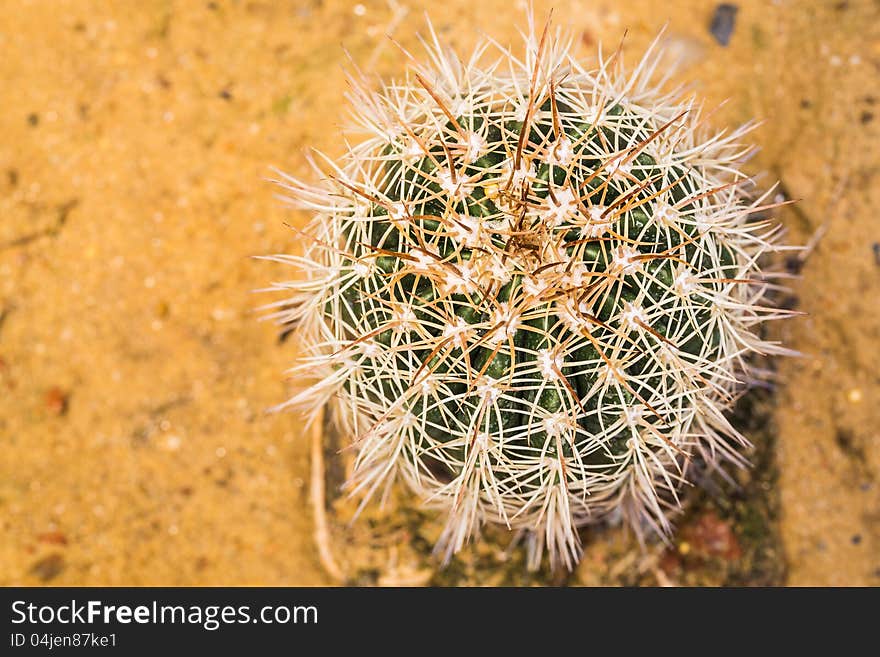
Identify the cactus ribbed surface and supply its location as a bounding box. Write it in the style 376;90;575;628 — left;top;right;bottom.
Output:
266;23;792;569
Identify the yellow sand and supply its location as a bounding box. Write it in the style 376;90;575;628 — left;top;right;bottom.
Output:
1;0;877;585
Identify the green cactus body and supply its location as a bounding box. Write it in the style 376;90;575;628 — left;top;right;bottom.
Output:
270;25;791;569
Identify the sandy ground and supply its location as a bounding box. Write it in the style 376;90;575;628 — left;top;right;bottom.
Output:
1;0;877;585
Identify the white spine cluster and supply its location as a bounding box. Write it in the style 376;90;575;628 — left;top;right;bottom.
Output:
263;20;795;570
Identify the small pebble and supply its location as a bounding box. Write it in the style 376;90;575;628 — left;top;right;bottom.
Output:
779;295;800;311
37;531;68;546
45;387;69;416
847;388;863;404
709;4;738;47
29;553;65;582
785;255;804;275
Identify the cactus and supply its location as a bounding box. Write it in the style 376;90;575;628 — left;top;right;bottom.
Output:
265;21;793;570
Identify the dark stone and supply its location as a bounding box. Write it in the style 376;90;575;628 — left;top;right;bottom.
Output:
709;4;739;47
29;553;66;582
784;255;804;275
779;295;800;311
278;325;295;344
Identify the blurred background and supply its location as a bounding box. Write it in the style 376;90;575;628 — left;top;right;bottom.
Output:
1;0;877;586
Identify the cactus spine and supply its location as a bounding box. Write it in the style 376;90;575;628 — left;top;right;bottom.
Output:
266;22;793;570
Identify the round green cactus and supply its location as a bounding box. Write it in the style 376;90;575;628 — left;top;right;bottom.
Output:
267;23;792;569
